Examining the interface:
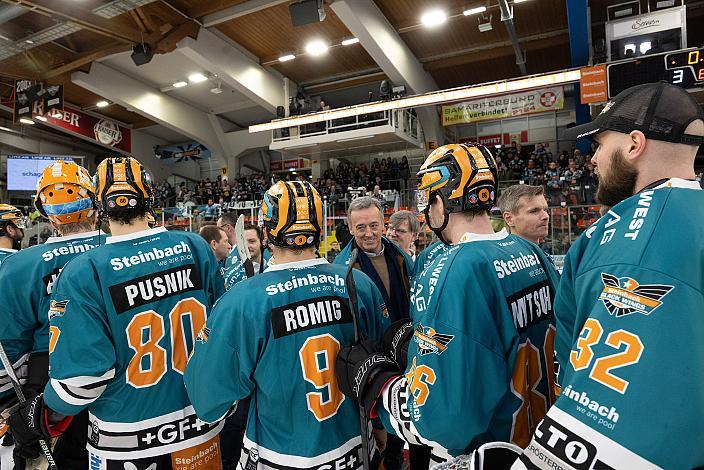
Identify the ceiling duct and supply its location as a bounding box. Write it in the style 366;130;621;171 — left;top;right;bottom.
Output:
0;0;157;62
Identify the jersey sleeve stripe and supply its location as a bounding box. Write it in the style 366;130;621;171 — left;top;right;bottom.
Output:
49;369;115;405
53;369;115;387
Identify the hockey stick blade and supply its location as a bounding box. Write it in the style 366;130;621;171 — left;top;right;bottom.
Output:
343;248;371;470
0;342;58;470
234;215;255;278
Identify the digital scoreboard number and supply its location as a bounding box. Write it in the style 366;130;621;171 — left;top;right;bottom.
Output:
607;47;704;98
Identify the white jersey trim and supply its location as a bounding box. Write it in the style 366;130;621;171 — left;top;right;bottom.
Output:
45;230;102;244
0;248;17;254
654;178;702;190
458;228;510;244
242;433;362;467
514;407;661;470
106;227;167;245
49;369;115;406
264;257;328;272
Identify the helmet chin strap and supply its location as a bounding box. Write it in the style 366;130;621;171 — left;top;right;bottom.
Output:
425;194;452;245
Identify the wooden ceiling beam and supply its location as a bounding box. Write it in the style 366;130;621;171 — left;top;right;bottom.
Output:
152;20;200;54
44;44;131;79
135;6;158;34
8;0;144;43
423;30;569;71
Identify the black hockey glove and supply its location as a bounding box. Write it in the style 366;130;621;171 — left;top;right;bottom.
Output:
336;339;400;417
7;393;51;461
381;320;414;371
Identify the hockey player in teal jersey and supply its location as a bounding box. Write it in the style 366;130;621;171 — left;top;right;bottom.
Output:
513;83;704;469
412;240;445;276
1;160;103;468
7;156;226;470
185;180;389;470
220;221;271;289
0;204;25;264
336;143;560;466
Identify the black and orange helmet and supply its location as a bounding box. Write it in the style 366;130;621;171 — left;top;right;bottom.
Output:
417;143;498;214
0;204;24;233
262;181;323;248
94;156;154;216
35;160;96;224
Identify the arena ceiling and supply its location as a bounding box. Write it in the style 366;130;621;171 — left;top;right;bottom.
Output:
0;0;701;143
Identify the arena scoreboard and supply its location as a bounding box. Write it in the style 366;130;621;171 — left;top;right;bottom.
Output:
607;47;704;97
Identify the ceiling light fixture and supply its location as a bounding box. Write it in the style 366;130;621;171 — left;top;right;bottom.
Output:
25;39;34;44
96;100;109;108
464;6;487;15
421;9;447;27
0;126;12;132
249;69;582;133
305;40;329;56
172;81;188;88
278;54;296;62
514;0;530;3
341;37;359;46
35;115;47;122
188;73;208;83
19;118;34;124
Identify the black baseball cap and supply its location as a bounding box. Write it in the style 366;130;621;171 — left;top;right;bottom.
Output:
564;82;704;145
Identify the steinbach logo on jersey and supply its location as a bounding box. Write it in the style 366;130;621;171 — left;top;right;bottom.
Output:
48;299;68;320
598;273;674;317
413;324;454;356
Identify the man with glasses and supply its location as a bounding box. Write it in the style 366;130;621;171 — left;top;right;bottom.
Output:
386;210;420;259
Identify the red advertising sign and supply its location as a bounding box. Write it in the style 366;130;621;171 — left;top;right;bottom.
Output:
39;106;131;154
271;158;305;171
477;134;502;146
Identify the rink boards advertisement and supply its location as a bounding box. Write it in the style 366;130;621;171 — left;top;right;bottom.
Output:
441;87;564;126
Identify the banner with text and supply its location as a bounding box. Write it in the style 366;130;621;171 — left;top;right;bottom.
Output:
40;106;131;154
442;87;564;126
155;143;211;163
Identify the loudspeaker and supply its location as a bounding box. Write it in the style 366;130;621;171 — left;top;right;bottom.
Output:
131;43;154;66
289;0;325;27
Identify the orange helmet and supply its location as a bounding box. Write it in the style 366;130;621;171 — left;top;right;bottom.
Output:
262;181;323;248
94;156;153;216
0;204;25;230
35;160;96;224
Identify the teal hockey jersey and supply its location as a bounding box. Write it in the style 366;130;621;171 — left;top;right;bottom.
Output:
0;231;104;403
185;258;389;469
0;248;16;266
413;242;446;276
42;227;226;460
514;179;704;470
377;229;560;464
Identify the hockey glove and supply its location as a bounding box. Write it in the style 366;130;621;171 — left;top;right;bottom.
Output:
8;393;70;464
381;320;413;371
336;339;400;418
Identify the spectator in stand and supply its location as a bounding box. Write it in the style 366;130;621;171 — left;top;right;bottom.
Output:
386;210;420;259
498;184;551;247
198;225;231;263
545;161;563;205
203;197;219;221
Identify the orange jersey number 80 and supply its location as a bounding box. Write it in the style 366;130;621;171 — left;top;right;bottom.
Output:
569;318;644;394
126;298;207;388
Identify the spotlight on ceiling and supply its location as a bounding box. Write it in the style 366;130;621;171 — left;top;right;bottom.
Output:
421;9;447;27
96;100;109;108
172;81;188;88
130;42;153;66
19;118;34;125
341;37;359;46
188;73;208;83
278;54;296;62
464;6;487;15
35;115;47;122
305;40;329;56
478;15;493;32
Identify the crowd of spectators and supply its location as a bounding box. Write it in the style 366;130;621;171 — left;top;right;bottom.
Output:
155;173;271;207
494;141;599;206
314;156;411;201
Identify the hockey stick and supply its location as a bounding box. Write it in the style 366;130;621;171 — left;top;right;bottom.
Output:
344;248;372;470
0;341;57;470
234;215;255;278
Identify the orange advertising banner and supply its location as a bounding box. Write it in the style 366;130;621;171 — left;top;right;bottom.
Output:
580;65;608;104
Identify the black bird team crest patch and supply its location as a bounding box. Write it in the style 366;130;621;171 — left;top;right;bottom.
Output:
413;324;454;356
598;273;674;318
